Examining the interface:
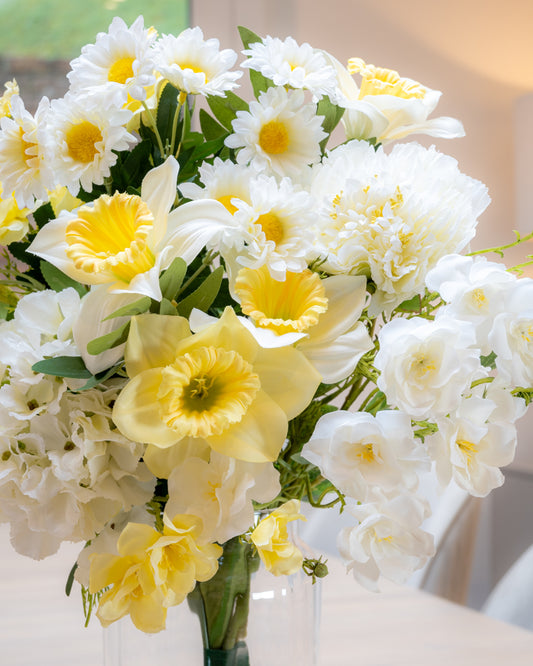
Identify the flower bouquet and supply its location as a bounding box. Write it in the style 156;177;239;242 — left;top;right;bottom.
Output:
1;15;533;666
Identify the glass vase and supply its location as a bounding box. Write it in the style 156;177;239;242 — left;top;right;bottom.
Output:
103;522;320;665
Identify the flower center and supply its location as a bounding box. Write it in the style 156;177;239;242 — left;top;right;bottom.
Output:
235;266;328;335
65;192;156;283
256;212;284;244
348;58;426;100
65;121;103;163
157;346;261;439
18;127;35;167
456;439;478;467
411;352;437;380
471;288;487;309
108;56;135;84
217;194;239;215
259;120;290;155
355;443;376;464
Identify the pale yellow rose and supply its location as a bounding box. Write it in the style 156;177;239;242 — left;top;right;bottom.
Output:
0;184;30;244
250;499;305;576
89;513;222;633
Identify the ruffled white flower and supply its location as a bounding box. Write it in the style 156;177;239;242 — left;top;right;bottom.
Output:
165;451;280;544
303;409;429;501
429;392;519;497
241;35;337;99
67;16;157;106
426;254;516;355
0;385;155;559
223;174;317;281
0;94;53;207
488;277;533;387
375;315;481;420
44;92;136;195
28;157;232;299
154;27;241;96
233;268;372;383
310;140;490;315
337;491;435;591
328;55;464;144
225;86;326;177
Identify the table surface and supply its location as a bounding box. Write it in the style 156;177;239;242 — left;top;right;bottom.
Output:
1;523;533;666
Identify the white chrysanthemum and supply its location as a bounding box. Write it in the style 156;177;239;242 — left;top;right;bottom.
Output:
337;491;434;591
45;92;136;195
165;451;280;544
429;393;518;497
0;94;53;207
67;16;157;106
375;315;481;420
488;277;533;387
302;409;429;501
310;140;490;315
225;174;317;281
426;254;517;354
154;27;241;96
225;86;326;177
0;385;155;559
241;35;337;99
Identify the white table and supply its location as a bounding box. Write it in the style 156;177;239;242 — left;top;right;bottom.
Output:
1;524;533;665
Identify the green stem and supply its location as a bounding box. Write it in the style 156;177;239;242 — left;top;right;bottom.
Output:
169;91;187;157
177;251;219;297
141;101;165;157
468;230;533;258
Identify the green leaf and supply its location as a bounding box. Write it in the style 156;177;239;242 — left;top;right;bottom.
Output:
177;266;224;319
159;298;179;315
238;26;273;98
237;25;262;49
480;351;497;369
395;294;422;313
32;355;92;379
103;296;152;321
40;261;87;297
206;91;248;131
65;562;78;596
190;135;228;164
159;257;187;301
157;82;180;147
78;363;123;391
86;321;130;356
110;140;153;191
32;202;55;229
199;108;228;140
316;95;345;152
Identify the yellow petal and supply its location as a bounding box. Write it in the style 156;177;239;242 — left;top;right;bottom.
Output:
118;522;160;557
112;368;182;447
125;313;191;377
143;437;211;479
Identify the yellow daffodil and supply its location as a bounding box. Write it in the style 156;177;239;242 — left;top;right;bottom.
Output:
250;499;305;576
112;307;321;476
89;513;222;633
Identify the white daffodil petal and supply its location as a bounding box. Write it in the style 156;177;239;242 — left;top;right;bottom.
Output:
141;156;179;246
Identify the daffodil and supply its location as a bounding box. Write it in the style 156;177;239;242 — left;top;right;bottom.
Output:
90;512;222;632
234;266;373;383
27;157;232;300
250;499;305;576
112;307;321;474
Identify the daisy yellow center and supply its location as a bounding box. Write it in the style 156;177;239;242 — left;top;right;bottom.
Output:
157;346;261;439
347;58;426;100
108;56;135;84
235;265;328;335
259;120;290;155
179;61;206;78
457;439;478;467
65;121;103;163
18;127;35;167
256;212;284;245
65;193;156;283
217;195;239;215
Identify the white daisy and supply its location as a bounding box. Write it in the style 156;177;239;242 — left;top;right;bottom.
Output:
45;92;136;195
241;35;337;100
154;27;241;96
225;86;326;177
67;16;157;106
310;140;490;315
226;174;317;281
0;95;53;207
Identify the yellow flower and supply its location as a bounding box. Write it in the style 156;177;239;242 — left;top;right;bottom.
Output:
0;183;29;244
250;499;305;576
89;513;222;633
112;307;321;476
0;79;19;118
347;58;427;100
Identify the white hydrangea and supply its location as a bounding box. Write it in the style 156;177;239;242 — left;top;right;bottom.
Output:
375;315;481;420
310;141;490;315
0;385;155;559
165;451;280;544
302;409;429;501
337;491;435;591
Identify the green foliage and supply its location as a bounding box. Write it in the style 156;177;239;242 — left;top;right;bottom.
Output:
177;266;224;319
159;257;187;302
207;91;249;131
86;322;130;356
40;261;87;297
316;95;345;152
32;355;92;379
238;26;273;98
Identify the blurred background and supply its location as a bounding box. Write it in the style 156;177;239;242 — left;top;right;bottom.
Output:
1;0;532;662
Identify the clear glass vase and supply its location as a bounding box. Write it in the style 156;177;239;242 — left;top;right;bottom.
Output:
103;521;320;666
